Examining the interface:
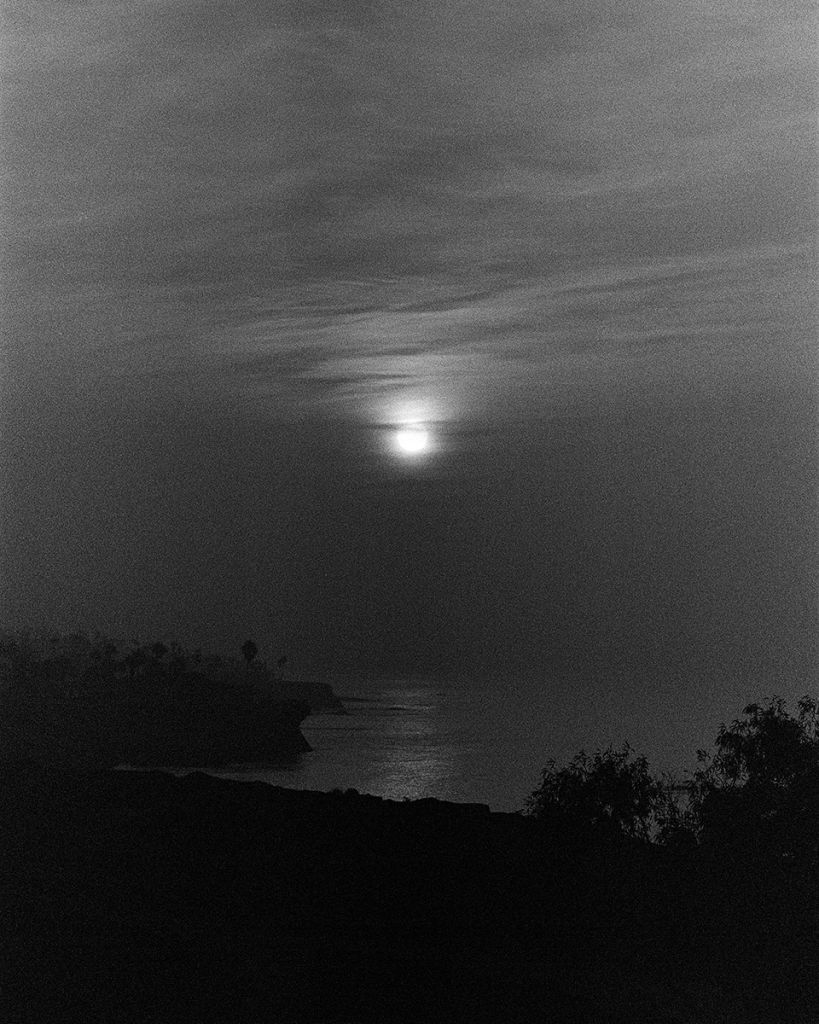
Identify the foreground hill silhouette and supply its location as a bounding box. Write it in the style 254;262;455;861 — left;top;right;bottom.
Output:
1;736;816;1023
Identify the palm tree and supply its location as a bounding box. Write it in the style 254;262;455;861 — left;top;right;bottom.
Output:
151;641;169;662
241;639;258;671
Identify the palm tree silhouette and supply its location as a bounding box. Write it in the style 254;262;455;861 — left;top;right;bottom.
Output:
241;639;258;671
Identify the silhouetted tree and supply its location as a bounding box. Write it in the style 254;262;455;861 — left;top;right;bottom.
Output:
151;641;169;663
124;647;148;681
690;695;819;864
241;639;258;670
526;743;670;841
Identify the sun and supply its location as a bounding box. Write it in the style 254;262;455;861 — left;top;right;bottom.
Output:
394;426;429;455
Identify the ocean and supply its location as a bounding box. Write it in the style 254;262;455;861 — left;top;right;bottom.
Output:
130;670;778;809
213;677;557;812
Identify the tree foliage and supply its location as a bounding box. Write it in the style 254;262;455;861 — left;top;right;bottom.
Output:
526;696;819;862
525;743;671;840
690;695;819;864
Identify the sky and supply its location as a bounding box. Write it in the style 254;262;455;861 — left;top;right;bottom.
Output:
1;1;816;761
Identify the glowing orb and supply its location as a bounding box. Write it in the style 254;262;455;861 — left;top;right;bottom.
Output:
395;427;429;455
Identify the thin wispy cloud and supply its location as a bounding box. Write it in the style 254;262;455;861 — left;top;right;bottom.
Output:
3;0;814;417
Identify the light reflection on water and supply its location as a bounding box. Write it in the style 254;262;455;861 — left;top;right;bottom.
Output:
212;680;540;811
359;686;467;801
206;675;705;809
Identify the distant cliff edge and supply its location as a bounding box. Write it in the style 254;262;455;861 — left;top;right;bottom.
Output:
263;678;347;715
0;633;347;768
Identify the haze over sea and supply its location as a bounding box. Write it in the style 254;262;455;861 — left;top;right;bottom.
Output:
211;674;719;812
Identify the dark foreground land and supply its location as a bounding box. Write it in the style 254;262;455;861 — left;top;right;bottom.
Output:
1;766;815;1024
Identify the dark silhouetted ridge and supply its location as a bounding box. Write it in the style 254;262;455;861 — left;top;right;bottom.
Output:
0;765;814;1023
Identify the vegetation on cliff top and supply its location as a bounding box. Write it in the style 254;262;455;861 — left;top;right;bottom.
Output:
0;631;332;767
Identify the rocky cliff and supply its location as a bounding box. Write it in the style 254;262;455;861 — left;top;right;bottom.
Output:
0;683;312;768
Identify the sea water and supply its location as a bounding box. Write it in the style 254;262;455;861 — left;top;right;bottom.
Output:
213;678;556;812
169;674;754;810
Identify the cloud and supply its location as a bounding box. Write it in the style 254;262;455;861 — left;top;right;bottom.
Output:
1;0;814;428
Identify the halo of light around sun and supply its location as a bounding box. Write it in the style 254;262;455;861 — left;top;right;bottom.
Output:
394;426;430;455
